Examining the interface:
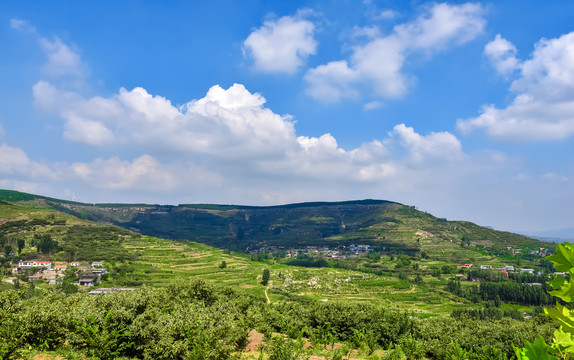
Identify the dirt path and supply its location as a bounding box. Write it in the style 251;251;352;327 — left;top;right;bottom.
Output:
265;286;271;304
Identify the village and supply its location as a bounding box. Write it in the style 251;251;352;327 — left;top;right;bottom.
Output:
250;244;376;258
7;259;107;288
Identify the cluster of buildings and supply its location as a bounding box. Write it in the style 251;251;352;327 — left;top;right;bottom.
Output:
12;260;107;287
251;244;376;259
461;263;537;274
505;247;550;257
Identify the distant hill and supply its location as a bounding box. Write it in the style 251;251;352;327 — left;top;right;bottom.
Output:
0;189;552;258
523;228;574;243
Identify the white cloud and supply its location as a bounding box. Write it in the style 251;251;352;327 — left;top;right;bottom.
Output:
458;31;574;141
0;144;55;179
71;155;176;190
391;124;464;163
11;20;87;81
39;37;86;79
10;18;36;33
542;173;569;181
243;10;317;73
35;82;299;158
351;25;381;39
363;101;383;111
394;3;484;51
304;61;360;102
33;80;84;112
305;2;485;102
34;79;469;193
64;114;115;146
377;10;397;20
484;34;519;76
0;123;4;139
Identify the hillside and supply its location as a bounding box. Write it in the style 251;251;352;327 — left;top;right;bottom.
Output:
0;193;557;313
0;190;551;258
0;190;563;359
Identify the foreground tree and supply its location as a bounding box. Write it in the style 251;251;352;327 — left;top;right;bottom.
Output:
515;242;574;359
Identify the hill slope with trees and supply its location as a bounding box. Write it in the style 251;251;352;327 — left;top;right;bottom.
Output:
0;190;551;258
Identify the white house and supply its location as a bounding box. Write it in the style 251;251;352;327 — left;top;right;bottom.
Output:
18;260;52;270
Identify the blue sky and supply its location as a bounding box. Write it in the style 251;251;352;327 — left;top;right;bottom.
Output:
1;1;573;234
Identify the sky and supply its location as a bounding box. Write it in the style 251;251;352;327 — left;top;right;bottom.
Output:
1;1;573;234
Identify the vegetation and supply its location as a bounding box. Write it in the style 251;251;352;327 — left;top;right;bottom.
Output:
0;190;551;257
0;190;566;359
515;242;574;359
0;280;558;359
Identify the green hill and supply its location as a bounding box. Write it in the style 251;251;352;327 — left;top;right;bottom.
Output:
0;190;562;359
0;189;551;259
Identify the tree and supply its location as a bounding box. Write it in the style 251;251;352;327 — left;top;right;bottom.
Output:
36;234;59;254
17;238;25;255
219;261;227;269
4;244;13;257
515;242;574;358
261;269;270;286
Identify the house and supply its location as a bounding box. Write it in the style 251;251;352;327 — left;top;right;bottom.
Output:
520;268;535;274
54;264;68;272
480;265;493;270
79;275;97;287
89;288;135;295
90;268;108;276
70;261;81;267
91;261;105;268
18;260;52;270
501;265;514;272
29;274;43;282
461;263;472;269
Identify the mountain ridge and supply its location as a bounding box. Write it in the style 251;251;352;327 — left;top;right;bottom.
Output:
0;189;551;258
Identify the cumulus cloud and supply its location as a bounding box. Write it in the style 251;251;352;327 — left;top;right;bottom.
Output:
34;79;468;194
391;124;464;163
0;144;55;179
71;155;176;190
305;2;485;102
304;61;360;102
484;34;519;76
458;31;574;140
35;82;298;158
243;10;317;73
39;37;86;78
